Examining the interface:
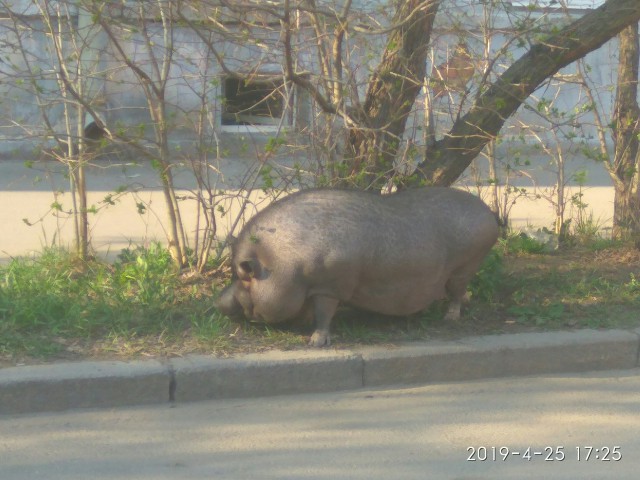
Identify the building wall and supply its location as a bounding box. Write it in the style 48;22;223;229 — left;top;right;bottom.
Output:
0;0;624;186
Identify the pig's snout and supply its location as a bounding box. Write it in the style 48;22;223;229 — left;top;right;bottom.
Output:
216;282;256;320
215;284;243;317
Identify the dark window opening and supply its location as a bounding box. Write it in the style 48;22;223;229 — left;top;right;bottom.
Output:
222;77;288;127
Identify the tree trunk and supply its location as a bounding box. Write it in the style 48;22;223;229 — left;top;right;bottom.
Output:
347;0;439;189
418;0;640;186
613;186;640;245
611;23;640;243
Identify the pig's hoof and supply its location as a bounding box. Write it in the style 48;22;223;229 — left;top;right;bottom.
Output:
444;301;461;321
308;330;331;347
444;311;460;322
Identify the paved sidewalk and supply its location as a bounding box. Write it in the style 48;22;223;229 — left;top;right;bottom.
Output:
1;328;638;415
0;158;615;262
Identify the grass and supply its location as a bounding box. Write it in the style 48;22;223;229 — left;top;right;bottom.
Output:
470;237;640;332
0;245;234;361
1;235;639;365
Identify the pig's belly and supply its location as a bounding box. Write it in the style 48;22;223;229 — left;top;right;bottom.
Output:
348;277;447;316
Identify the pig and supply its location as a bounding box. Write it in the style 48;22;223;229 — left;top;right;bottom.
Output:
216;187;499;347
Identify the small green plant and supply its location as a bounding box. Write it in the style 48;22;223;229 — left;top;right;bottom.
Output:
114;243;178;305
570;204;606;244
566;175;607;244
469;248;504;303
190;312;230;340
624;273;640;296
498;232;548;255
506;302;565;326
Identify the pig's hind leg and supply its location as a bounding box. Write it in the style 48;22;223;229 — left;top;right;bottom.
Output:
443;257;484;321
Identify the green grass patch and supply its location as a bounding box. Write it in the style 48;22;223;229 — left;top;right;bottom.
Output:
0;245;231;360
1;241;639;364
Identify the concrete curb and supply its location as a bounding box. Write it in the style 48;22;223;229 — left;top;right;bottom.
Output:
0;359;169;414
1;328;639;415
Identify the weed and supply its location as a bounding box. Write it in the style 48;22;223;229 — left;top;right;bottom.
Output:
506;302;565;326
114;243;178;305
498;232;548;255
571;210;605;241
190;311;232;341
469;248;504;303
624;273;640;296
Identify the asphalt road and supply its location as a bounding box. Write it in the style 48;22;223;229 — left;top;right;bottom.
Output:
2;368;639;480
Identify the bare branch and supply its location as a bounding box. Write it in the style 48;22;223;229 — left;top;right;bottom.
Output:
422;0;640;186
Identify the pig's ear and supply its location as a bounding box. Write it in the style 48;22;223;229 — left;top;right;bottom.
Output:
238;259;259;279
